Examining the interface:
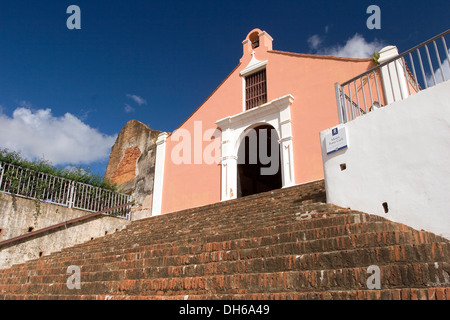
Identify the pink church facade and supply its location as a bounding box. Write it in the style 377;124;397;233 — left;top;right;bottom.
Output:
152;29;377;215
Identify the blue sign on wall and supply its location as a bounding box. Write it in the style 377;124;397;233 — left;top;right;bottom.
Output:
326;126;348;155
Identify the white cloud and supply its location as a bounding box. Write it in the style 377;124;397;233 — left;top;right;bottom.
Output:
18;100;33;108
0;107;117;166
126;94;147;106
124;103;135;113
78;108;94;121
307;35;323;51
426;49;450;86
308;33;386;59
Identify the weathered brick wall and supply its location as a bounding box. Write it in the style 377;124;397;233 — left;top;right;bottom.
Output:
109;146;141;185
104;119;164;220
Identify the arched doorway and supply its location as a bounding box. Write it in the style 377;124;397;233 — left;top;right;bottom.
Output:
237;124;282;198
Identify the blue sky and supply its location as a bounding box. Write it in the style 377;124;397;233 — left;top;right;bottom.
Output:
0;0;448;177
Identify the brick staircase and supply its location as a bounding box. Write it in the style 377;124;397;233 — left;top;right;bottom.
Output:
0;180;449;300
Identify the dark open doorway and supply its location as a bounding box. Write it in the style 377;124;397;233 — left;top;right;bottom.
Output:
237;124;282;198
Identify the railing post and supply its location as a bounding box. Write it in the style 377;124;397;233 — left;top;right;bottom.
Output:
0;161;4;190
336;30;449;123
335;83;344;124
0;161;131;218
67;181;75;209
127;195;132;220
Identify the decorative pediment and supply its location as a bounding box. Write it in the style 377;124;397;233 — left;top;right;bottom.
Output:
240;52;268;76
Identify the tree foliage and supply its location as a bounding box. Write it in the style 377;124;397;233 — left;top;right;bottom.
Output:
0;148;117;191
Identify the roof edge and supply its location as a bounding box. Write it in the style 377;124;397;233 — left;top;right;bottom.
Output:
268;50;373;62
165;50;373;137
167;62;242;137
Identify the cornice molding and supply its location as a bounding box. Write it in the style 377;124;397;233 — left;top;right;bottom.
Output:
216;94;294;130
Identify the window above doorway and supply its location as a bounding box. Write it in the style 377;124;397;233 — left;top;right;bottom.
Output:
240;53;268;111
245;69;267;110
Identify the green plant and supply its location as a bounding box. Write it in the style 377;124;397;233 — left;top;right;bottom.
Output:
0;148;129;215
372;51;380;64
0;148;117;191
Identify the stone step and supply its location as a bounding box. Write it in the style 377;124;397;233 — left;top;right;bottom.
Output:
2;212;441;272
34;210;392;262
1;180;449;300
0;209;355;268
1;262;449;297
2;241;449;292
36;202;330;255
82;182;326;236
0;215;414;274
58;228;438;269
2;286;450;300
0;228;433;283
66;201;336;249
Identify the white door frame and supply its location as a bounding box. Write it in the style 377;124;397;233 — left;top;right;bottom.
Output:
216;94;295;201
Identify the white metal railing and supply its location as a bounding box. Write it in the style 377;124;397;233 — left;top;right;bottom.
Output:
0;161;132;220
335;29;450;124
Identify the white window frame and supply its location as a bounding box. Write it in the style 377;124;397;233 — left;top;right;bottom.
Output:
240;53;268;112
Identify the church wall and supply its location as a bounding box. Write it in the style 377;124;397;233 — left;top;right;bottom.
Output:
158;30;377;214
160;64;244;214
265;52;376;185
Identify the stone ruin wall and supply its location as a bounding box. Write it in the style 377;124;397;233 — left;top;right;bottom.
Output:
0;193;130;269
104;119;166;220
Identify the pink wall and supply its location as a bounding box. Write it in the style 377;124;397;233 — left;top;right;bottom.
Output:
265;51;376;183
161;65;242;213
160;29;376;214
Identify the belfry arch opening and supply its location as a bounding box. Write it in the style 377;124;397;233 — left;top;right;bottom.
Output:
249;31;260;48
237;124;282;198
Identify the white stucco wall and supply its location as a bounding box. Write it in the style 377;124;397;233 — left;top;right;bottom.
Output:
320;80;450;239
152;132;169;216
0;193;130;269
